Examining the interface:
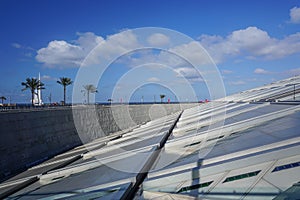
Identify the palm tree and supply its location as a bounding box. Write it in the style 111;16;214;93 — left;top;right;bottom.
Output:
160;94;166;103
21;78;45;106
57;77;73;105
0;96;6;105
83;84;97;104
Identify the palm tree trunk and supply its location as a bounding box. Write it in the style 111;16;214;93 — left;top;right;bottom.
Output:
63;86;66;105
37;92;40;105
31;89;34;106
87;91;90;104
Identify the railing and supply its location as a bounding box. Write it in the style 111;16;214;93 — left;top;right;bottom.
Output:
0;104;73;112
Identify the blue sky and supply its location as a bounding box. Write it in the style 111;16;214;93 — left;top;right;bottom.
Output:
0;0;300;104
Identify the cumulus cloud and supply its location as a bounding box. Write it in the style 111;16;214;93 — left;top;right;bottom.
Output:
290;7;300;24
36;27;300;73
169;41;212;65
36;32;104;67
199;26;300;63
254;68;272;74
174;67;204;82
36;40;84;67
93;30;140;61
115;39;216;85
76;32;104;52
36;31;139;68
117;42;207;70
34;29;217;71
122;40;213;68
147;33;170;46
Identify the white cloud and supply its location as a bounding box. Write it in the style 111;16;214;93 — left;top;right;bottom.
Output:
103;31;139;54
36;32;104;68
36;40;84;67
115;40;215;84
76;32;104;52
147;33;170;46
36;30;215;71
80;30;140;66
175;67;198;77
41;75;55;81
36;31;139;68
169;41;212;65
12;43;22;48
254;68;271;74
199;26;300;63
120;40;213;68
252;67;300;77
290;7;300;24
147;77;160;82
174;67;204;82
117;46;190;69
12;42;35;50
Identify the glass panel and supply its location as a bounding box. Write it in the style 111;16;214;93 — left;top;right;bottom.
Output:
272;161;300;173
177;181;213;193
223;170;260;183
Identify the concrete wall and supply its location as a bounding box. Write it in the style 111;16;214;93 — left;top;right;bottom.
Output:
0;103;197;182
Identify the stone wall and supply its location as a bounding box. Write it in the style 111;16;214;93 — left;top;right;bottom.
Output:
0;103;197;181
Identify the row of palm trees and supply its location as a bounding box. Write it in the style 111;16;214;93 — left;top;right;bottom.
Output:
2;77;167;106
21;77;97;106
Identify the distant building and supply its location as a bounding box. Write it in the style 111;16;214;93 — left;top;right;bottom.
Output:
33;73;43;106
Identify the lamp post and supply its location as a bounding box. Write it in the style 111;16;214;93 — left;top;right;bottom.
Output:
294;84;296;100
291;83;300;101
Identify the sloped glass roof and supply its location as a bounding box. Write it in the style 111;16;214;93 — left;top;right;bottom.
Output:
1;75;300;199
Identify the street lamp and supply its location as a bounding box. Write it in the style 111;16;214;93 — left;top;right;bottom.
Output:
291;83;300;100
290;83;300;101
287;83;300;100
294;84;296;100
